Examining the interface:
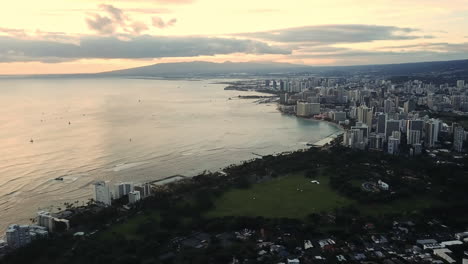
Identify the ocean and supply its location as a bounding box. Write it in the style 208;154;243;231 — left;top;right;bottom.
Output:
0;77;340;232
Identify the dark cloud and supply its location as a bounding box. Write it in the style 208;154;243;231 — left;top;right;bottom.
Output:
0;35;290;63
294;44;468;63
238;24;431;44
99;4;126;24
129;22;149;34
377;42;468;51
86;14;116;34
86;4;151;35
152;17;177;29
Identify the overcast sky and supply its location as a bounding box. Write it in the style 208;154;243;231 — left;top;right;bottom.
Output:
1;0;468;74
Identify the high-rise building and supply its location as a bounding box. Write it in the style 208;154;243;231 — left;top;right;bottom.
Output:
407;120;424;133
454;126;465;152
384;99;394;113
128;191;141;204
357;106;373;127
349;129;366;150
279;80;285;91
388;136;400;155
376;113;387;134
385;120;400;140
369;133;384;150
407;130;421;145
114;182;134;199
404;100;416;113
333;112;347;122
457;80;465;89
296;102;320;117
134;183;152;198
94;181;112;206
425;119;440;148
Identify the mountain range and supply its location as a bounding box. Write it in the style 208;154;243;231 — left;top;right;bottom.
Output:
99;59;468;79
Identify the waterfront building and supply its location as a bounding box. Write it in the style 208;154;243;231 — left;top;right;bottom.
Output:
36;211;70;232
37;211;54;231
94;181;112;206
128;191;141;204
134;183;152;198
296;101;320;117
333;111;346;122
5;225;48;249
114;182;134;199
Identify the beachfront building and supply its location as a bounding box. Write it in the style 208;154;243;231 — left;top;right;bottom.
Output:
134;183;152;198
37;211;54;231
296;101;320;117
128;191;141;204
5;224;48;249
36;211;70;232
114;182;134;199
94;181;112;206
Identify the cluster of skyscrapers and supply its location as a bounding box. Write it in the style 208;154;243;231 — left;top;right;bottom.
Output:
271;77;467;155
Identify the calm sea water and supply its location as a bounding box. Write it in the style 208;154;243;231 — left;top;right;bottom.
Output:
0;78;339;232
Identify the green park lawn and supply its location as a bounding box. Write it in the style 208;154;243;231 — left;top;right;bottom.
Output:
208;171;442;219
207;172;353;219
100;212;160;241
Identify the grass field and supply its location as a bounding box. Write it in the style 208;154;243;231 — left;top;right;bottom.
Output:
207;172;353;219
100;212;159;240
101;172;442;240
208;171;442;219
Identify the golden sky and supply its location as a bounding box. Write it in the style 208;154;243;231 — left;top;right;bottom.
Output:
1;0;467;74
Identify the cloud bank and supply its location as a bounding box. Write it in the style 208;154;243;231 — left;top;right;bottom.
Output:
0;35;290;62
238;24;432;44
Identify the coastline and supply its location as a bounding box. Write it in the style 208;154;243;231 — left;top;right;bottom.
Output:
2;83;341;235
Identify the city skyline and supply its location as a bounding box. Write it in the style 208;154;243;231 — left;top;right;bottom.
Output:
1;0;468;74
